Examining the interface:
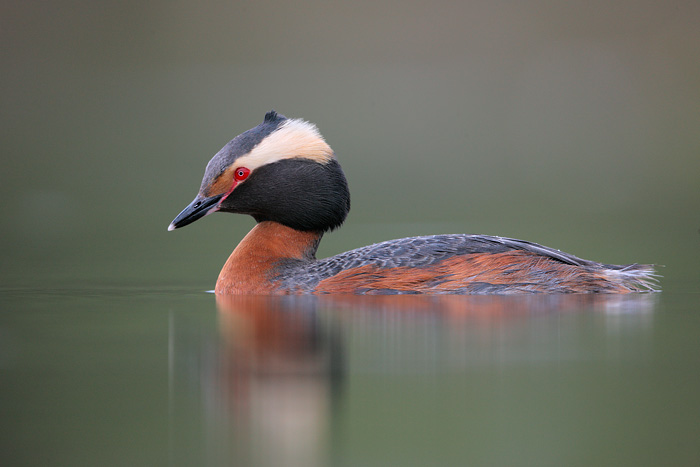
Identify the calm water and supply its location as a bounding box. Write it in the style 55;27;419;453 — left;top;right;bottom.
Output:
2;287;699;466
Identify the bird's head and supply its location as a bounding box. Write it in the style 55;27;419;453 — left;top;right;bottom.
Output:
168;111;350;233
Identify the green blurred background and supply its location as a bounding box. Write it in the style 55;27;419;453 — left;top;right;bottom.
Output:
2;3;700;466
2;0;698;289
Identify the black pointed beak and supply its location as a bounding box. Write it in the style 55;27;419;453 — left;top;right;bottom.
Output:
168;194;223;231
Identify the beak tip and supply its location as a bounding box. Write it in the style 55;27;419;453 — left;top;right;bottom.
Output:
169;194;222;232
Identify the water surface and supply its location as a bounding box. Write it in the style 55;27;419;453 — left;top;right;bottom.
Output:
2;287;698;466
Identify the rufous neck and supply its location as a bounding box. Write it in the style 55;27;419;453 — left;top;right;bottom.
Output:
233;221;322;261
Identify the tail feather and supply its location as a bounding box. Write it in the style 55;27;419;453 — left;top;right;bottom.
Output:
604;264;661;293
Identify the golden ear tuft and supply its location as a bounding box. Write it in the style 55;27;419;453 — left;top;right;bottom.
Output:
234;118;334;169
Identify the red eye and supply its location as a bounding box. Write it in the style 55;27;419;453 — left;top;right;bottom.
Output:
234;167;250;181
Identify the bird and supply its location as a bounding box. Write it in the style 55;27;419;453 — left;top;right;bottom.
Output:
168;111;658;295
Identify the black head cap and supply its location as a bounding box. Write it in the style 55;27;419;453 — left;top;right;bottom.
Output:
199;111;288;194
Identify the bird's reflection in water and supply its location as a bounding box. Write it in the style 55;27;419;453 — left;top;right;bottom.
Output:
320;294;656;373
210;295;342;467
319;294;657;374
321;292;656;317
182;293;655;465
